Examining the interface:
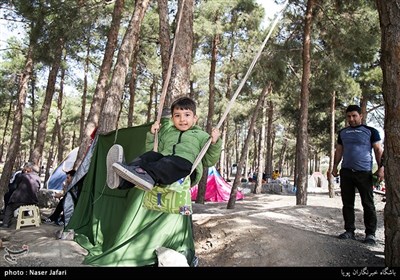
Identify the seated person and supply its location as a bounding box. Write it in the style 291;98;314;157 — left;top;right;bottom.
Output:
43;169;76;226
2;166;25;213
2;162;41;228
272;169;280;180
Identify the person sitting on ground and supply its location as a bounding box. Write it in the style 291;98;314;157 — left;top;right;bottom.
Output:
106;96;222;191
43;169;76;226
2;162;41;228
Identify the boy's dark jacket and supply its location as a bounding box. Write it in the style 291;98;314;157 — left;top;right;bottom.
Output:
146;117;222;186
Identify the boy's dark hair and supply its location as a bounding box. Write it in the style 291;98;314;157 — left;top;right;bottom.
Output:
170;97;196;115
346;105;361;114
66;169;76;176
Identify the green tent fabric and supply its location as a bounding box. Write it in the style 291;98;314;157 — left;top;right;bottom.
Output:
65;123;195;266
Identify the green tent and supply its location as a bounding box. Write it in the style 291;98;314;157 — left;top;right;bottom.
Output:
65;123;195;266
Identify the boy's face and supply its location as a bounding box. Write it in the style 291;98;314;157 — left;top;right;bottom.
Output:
171;108;198;131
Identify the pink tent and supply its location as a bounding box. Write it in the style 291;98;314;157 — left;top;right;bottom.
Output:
190;166;244;202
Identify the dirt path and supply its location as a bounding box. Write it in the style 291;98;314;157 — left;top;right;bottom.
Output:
192;192;386;267
0;191;387;269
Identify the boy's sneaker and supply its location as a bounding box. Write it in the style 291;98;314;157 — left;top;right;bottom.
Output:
363;234;376;245
112;163;155;192
106;144;125;189
338;231;356;240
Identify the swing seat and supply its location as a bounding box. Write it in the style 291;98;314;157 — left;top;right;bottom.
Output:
142;176;192;215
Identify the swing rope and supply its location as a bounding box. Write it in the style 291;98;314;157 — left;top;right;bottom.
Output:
189;0;288;174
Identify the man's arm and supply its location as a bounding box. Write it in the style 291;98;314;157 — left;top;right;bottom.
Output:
331;144;343;177
373;142;384;181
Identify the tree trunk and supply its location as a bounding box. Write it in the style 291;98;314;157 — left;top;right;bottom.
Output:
219;120;227;178
74;0;124;170
360;98;368;125
0;96;13;162
98;0;149;134
278;138;287;174
227;86;269;209
265;100;274;177
78;38;90;146
146;78;156;124
0;42;34;209
376;0;400;267
219;75;233;179
167;0;193;102
57;124;65;164
252;129;258;174
295;0;314;206
128;42;140;127
196;31;219;204
54;53;67;167
45;124;58;187
28;78;36;160
328;90;336;198
234;123;240;164
270;103;276;172
31;38;64;166
255;88;269;194
157;0;171;85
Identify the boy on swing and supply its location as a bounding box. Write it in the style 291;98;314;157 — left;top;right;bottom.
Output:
106;96;222;191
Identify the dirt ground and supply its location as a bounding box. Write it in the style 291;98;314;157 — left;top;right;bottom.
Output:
0;189;388;271
192;191;386;267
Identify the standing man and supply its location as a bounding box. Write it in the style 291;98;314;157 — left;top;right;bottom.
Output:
331;105;384;245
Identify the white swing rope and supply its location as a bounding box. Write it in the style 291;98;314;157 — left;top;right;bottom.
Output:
153;0;185;152
190;0;288;174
